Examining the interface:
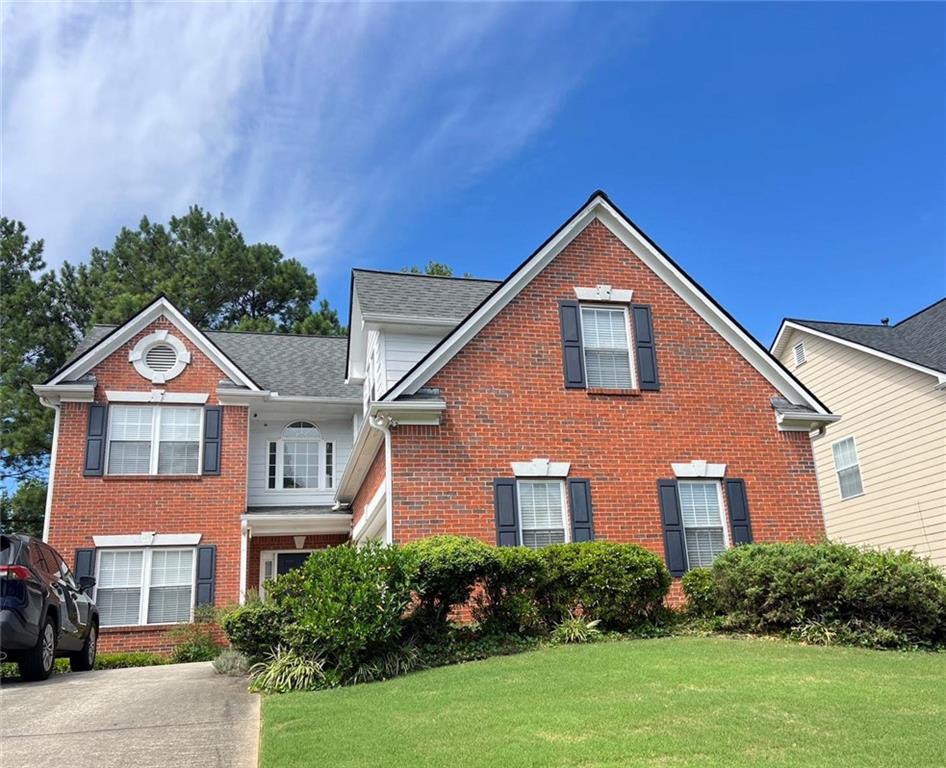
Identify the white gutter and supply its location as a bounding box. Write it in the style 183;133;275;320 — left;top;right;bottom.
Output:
368;414;395;545
41;404;61;543
32;383;95;403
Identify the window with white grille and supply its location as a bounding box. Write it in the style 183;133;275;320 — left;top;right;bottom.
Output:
580;306;634;389
679;481;727;569
518;479;566;549
793;341;807;367
267;422;333;490
832;437;864;500
96;548;194;626
107;405;202;476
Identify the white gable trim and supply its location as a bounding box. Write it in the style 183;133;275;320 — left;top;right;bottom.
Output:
46;297;260;391
383;193;829;414
772;320;946;385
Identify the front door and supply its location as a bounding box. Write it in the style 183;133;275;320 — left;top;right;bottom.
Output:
276;552;310;576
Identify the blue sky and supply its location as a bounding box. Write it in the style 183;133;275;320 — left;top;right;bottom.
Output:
3;2;944;344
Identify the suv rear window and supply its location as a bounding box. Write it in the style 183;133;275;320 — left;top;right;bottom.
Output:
0;535;20;565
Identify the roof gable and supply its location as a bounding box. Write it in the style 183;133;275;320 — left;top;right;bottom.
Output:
381;191;830;414
45;296;260;390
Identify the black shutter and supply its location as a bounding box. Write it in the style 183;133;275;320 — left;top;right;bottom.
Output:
559;301;586;389
632;305;659;391
202;406;222;476
725;478;753;545
195;545;216;607
567;479;595;542
74;548;95;580
658;479;687;576
493;479;520;546
83;404;108;476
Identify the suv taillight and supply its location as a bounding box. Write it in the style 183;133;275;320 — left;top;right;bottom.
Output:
0;565;30;580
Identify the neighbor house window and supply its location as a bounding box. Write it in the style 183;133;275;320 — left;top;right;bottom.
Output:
517;479;567;548
107;405;202;476
678;481;727;569
96;548;195;626
267;422;333;490
832;437;864;500
580;306;633;388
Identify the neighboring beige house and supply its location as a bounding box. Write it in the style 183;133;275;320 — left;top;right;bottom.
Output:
772;299;946;568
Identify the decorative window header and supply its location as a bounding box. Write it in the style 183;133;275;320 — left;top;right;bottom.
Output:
671;460;727;479
511;458;571;477
129;330;191;383
574;284;633;303
92;532;202;547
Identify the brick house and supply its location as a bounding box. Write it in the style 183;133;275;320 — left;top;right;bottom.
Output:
35;191;837;651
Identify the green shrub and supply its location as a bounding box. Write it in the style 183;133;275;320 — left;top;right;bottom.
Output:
347;644;422;685
682;568;720;617
221;601;286;661
474;546;544;633
417;628;540;668
212;648;250;676
272;541;416;679
168;607;224;663
249;646;330;693
712;542;946;648
403;535;497;630
96;651;168;669
551;614;602;644
535;542;670;631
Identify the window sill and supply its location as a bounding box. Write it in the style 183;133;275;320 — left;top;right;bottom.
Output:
586;387;641;397
100;622;188;633
101;475;204;482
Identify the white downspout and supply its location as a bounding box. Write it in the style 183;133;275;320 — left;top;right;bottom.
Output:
368;412;395;545
239;520;249;605
41;401;61;543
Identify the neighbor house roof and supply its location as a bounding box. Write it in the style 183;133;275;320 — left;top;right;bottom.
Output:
64;323;360;400
352;269;500;323
775;298;946;377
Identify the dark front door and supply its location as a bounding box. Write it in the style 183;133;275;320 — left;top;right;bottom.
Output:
276;552;310;576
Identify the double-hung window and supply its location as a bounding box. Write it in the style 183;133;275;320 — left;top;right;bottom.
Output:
832;437;864;500
107;405;202;475
580;306;634;389
517;480;567;548
267;422;334;490
96;548;195;626
678;481;728;569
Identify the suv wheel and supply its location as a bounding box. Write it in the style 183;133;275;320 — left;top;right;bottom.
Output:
19;615;56;681
70;622;98;672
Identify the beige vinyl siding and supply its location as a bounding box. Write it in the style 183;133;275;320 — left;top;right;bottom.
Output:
778;331;946;568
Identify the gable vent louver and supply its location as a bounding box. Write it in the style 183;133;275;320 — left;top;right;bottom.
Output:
145;343;178;372
793;342;807;367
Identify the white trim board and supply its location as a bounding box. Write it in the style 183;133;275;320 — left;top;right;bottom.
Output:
772;320;946;386
92;533;202;547
46;296;260;391
382;192;830;415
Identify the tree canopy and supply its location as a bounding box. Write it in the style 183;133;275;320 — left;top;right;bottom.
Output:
401;260;472;278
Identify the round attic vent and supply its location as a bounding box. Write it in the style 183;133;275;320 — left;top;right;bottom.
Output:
145;343;178;372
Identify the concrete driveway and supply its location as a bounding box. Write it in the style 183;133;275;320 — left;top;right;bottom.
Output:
0;661;259;767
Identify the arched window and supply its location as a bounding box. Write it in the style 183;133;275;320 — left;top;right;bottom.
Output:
267;422;334;490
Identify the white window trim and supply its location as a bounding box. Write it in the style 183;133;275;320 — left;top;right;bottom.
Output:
129;330;191;384
258;549;314;596
516;478;570;547
105;390;208;404
93;533;202;547
579;303;638;389
267;423;333;491
511;458;571;478
831;435;865;501
678;479;730;571
93;546;198;628
671;460;727;479
573;285;633;303
104;404;204;477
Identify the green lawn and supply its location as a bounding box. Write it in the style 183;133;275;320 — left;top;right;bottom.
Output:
261;637;946;768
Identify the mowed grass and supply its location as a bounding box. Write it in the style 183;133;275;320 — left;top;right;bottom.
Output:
260;636;946;768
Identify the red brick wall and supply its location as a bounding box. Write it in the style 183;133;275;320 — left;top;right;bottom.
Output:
47;317;249;652
350;446;385;530
388;219;824;564
246;534;350;594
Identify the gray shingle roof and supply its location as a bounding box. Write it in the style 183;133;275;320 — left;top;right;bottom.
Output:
66;324;361;400
353;269;500;322
791;298;946;374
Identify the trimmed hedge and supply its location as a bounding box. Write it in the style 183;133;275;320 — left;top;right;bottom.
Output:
710;542;946;648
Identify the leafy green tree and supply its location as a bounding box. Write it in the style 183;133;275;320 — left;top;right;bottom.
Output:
0;220;75;482
0;479;47;537
402;260;459;277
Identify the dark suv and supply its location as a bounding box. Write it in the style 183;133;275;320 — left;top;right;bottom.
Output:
0;534;99;681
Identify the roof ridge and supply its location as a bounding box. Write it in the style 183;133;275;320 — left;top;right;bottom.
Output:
893;296;946;327
352;267;501;283
787;317;892;329
207;328;348;340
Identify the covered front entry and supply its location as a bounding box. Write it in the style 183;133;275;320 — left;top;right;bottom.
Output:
240;507;352;602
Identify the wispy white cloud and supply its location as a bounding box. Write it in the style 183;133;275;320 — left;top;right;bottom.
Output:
2;2;615;276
